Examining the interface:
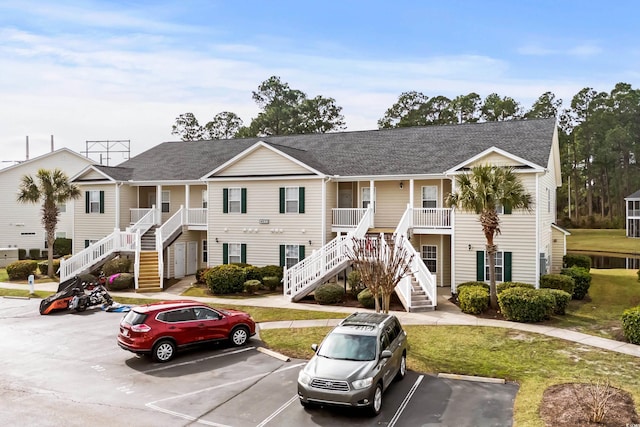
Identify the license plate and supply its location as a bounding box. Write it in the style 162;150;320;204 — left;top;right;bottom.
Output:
122;329;129;337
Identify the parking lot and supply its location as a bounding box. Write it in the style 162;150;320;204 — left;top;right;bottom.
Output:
0;296;518;426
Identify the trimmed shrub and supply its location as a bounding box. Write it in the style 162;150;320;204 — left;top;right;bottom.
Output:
563;254;591;270
28;249;41;260
260;265;283;281
243;266;262;282
6;260;38;280
496;282;535;294
205;264;246;294
196;268;210;284
243;279;262;294
18;249;26;260
357;288;376;309
37;259;61;276
637;270;640;282
540;273;575;295
348;270;366;298
455;281;489;294
108;273;134;290
541;288;571;315
79;273;97;285
561;266;591;300
53;238;72;256
230;262;250;268
103;257;131;276
314;283;345;305
458;285;489;314
263;276;280;291
621;306;640;344
498;288;555;323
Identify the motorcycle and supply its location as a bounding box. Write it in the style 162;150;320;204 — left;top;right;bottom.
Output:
39;276;85;315
69;273;114;312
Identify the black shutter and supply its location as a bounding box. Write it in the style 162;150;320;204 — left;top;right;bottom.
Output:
298;187;305;213
223;188;228;213
85;191;89;213
222;243;228;264
241;243;247;263
279;188;285;213
299;245;305;260
241;188;247;213
476;251;485;281
99;191;104;213
279;244;285;266
504;252;512;282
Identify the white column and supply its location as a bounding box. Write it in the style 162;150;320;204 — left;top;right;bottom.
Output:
185;184;190;208
156;185;162;225
321;178;327;246
115;183;120;230
409;179;414;207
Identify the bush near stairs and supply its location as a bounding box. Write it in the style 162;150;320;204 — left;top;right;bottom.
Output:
205;264;246;294
109;273;134;290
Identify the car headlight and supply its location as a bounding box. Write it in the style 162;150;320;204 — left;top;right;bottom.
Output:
352;377;373;390
298;370;311;386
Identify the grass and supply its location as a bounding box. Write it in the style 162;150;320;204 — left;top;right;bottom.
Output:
567;228;640;254
0;268;7;282
259;325;640;427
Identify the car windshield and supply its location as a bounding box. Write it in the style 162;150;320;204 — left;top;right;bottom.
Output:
317;333;377;361
123;310;147;326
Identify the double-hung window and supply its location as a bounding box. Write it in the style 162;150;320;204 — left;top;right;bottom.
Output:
421;245;437;273
223;188;246;213
202;240;208;263
421;186;437;208
362;187;375;211
476;250;512;282
279;187;305;214
85;191;104;214
228;188;241;213
161;190;170;213
202;189;208;209
280;244;306;269
222;242;246;264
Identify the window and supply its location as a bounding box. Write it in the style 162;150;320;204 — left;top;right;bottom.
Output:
85;190;103;214
202;190;208;209
55;232;66;239
362;187;375;210
84;239;98;248
476;250;512;282
280;244;306;269
547;188;551;213
279;187;304;214
222;243;246;264
223;188;246;213
193;307;219;320
421;186;437;208
421;245;437;273
495;203;512;215
58;203;66;213
202;240;208;263
161;191;170;213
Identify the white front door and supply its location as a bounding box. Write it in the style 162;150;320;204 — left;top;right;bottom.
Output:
187;241;197;275
174;242;185;278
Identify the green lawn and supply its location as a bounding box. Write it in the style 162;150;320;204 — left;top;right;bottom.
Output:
567;228;640;254
0;268;7;282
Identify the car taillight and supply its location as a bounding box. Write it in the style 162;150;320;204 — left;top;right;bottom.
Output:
131;324;151;333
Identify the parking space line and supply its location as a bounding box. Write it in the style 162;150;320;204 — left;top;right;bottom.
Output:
388;375;424;427
145;404;233;427
255;395;298;427
140;346;255;374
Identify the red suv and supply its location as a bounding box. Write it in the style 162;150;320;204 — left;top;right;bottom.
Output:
117;300;256;362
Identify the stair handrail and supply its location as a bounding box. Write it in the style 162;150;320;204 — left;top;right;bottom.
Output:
134;229;141;290
59;229;138;282
126;206;156;236
284;206;374;300
157;205;185;249
155;231;164;289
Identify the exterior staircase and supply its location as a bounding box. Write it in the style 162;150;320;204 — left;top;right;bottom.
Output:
137;251;162;293
141;226;157;250
408;276;434;312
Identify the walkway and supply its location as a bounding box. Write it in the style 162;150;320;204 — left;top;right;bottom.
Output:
3;277;640;358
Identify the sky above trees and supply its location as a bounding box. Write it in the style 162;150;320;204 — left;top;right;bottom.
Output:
1;0;639;165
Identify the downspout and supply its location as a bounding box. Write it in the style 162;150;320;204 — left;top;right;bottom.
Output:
321;177;329;246
535;173;540;287
115;182;122;230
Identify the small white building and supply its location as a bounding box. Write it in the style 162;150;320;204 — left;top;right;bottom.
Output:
0;148;95;254
625;190;640;238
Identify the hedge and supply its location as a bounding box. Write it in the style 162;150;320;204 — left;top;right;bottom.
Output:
314;283;345;305
37;259;61;276
563;254;591;270
243;279;262;294
260;265;283;281
102;257;131;277
622;306;640;344
244;266;262;282
196;268;210;284
6;260;38;280
205;264;246;294
28;249;41;260
541;288;571;315
263;276;280;291
348;270;366;298
458;285;489;314
498;287;555;323
560;266;591;300
496;282;535;294
53;238;72;256
108;273;134;290
540;273;575;295
357;288;376;309
455;281;490;294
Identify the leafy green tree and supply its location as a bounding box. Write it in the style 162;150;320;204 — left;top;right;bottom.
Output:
421;95;457;125
378;91;429;128
451;92;482;123
17;169;81;277
481;93;522;121
525;92;562;119
295;95;346;134
171;113;206;141
204;111;244;139
446;165;532;309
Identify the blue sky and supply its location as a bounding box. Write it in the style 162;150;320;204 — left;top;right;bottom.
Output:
1;0;639;166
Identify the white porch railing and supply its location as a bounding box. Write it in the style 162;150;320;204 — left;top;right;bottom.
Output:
127;207;157;236
332;208;368;227
186;208;207;226
412;208;452;228
130;208;153;224
59;229;139;282
284;206;373;300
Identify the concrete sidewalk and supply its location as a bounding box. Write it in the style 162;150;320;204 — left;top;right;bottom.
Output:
3;277;640;358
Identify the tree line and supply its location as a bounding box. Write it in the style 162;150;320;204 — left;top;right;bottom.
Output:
172;77;640;229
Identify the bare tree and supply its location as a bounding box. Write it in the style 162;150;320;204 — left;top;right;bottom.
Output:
347;235;414;313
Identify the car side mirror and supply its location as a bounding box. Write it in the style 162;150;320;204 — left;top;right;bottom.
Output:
311;343;318;352
380;349;393;359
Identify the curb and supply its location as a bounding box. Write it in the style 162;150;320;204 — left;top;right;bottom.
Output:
257;346;291;362
438;373;506;384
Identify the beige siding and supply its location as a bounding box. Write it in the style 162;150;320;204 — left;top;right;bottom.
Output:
81;169;109;180
119;185;138;227
188;185;207;208
453;172;538;286
468;152;522;167
325;181;337;244
217;146;311;176
166;229;204;278
0;150;93;251
160;185;185;222
208;178;324;266
551;227;566;273
73;184;118;253
358;180;408;228
411;179;451;207
415;234;452;286
538;169;557;274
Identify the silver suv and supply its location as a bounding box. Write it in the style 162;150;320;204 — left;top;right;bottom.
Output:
297;312;407;416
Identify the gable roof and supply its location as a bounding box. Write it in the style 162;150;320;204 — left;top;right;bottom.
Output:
625;189;640;199
0;147;94;175
93;118;556;182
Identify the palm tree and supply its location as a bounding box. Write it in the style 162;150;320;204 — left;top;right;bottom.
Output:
446;165;532;309
17;168;81;277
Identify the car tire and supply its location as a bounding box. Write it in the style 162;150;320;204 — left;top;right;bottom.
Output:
395;353;406;381
230;326;249;346
75;301;87;312
369;383;383;416
152;340;176;363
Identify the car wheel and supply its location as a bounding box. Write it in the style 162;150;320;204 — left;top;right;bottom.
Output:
152;340;176;363
230;326;249;346
369;383;383;416
395;353;406;381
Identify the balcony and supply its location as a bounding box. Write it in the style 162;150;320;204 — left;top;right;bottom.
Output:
332;208;368;231
129;207;207;229
412;208;452;232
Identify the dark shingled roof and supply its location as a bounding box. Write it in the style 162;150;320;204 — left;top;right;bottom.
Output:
626;189;640;199
97;118;556;182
